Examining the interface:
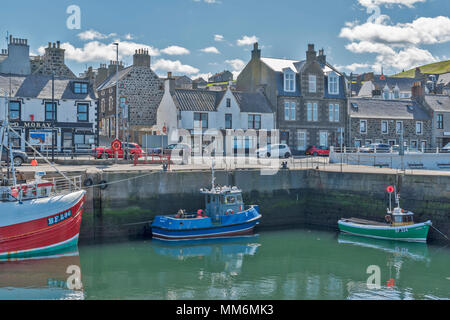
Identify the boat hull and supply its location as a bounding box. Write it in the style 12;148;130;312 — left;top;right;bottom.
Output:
338;219;431;242
0;191;85;259
152;206;261;241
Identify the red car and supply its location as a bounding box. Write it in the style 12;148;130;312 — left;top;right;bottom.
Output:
94;142;144;159
305;145;330;157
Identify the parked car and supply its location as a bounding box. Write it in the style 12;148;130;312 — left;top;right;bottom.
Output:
1;146;28;167
360;143;391;153
256;144;292;158
442;143;450;153
305;145;330;157
93;142;144;159
164;143;191;164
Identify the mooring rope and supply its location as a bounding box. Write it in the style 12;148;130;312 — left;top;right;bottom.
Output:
431;225;450;241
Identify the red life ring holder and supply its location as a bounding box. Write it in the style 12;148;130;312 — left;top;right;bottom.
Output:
111;139;122;152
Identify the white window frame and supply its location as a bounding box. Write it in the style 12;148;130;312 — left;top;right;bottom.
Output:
396;121;403;134
416;121;423;135
307;103;312;122
313;103;318;121
284;101;296;121
381;120;388;134
354;139;362;148
334;104;339;122
284;71;295;92
329;104;339;122
308;74;317;93
360;120;367;134
328;73;339;95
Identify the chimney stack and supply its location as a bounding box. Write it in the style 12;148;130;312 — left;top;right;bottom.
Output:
251;42;261;60
317;48;326;65
306;44;316;62
133;48;151;67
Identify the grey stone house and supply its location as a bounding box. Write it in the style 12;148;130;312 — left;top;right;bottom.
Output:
208;70;233;83
348;98;432;150
236;43;347;152
96;49;164;144
420;94;450;148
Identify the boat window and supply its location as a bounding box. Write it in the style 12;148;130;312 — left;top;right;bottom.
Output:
393;215;403;223
225;196;236;204
236;195;243;203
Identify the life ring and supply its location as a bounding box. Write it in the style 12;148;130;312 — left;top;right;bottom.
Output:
111;140;122;152
226;209;234;215
99;180;108;190
83;178;94;187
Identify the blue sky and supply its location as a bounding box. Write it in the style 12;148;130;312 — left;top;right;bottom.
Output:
0;0;449;78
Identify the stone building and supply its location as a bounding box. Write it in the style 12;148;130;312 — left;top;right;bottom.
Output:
236;43;347;153
208;70;233;83
96;49;164;144
30;41;76;78
348;98;432;150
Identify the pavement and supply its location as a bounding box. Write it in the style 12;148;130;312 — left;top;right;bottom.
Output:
7;155;450;177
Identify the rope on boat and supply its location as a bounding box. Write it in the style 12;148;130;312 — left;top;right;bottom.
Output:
431;225;449;241
82;172;157;190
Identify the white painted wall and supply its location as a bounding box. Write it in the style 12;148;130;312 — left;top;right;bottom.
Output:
156;80;178;132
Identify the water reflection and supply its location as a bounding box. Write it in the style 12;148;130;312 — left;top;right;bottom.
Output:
0;246;84;300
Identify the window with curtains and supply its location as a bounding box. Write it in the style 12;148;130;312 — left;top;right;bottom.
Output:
248;114;261;129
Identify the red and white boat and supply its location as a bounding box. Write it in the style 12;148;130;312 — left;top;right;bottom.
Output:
0;173;85;259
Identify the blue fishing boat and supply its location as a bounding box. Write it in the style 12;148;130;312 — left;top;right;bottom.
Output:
151;163;261;241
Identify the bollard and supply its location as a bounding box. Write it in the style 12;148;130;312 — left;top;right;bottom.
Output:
134;153;138;166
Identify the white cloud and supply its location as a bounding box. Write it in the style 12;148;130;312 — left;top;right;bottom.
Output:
161;45;190;55
335;63;371;73
358;0;427;8
373;47;438;72
152;59;200;74
200;46;220;54
124;33;135;40
225;59;245;71
41;41;160;63
77;30;116;41
236;35;259;46
214;34;224;42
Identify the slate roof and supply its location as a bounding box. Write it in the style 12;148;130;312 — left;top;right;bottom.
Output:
232;91;273;113
172;89;225;112
0;73;96;100
349;98;430;120
424;95;450;112
437;73;450;86
96;66;133;91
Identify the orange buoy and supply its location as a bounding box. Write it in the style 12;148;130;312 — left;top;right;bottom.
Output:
31;159;38;167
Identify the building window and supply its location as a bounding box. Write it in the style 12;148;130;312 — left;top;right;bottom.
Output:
396;121;403;134
77;104;89;122
226;98;231;108
437;114;444;129
74;82;88;94
360;120;367;134
9;101;21;121
320;131;328;147
329;104;339;122
74;133;95;150
388;140;396;146
381;120;388;134
109;97;113;111
416;121;423;135
194;113;208;129
284;72;295;92
225;114;232;129
248;114;261;129
63;132;73;149
119;97;126;107
101;99;105;112
354;139;362;147
307;103;318;122
297;130;306;151
410;140;418;149
328;74;339;95
45;102;57;121
308;75;316;93
284;101;296;121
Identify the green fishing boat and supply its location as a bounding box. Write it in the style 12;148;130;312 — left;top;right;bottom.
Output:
338;186;432;243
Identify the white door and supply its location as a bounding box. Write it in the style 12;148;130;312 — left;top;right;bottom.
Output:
320;132;328;147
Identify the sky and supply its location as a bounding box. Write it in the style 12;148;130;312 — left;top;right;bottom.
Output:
0;0;449;79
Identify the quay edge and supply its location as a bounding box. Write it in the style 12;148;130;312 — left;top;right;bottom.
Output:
79;168;450;243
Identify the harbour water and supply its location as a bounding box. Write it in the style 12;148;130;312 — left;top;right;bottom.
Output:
1;228;449;300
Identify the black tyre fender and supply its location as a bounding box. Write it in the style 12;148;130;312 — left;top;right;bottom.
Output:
83;178;94;187
99;180;108;190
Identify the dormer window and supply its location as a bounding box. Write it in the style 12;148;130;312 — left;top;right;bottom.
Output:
328;73;339;95
393;85;400;99
284;70;295;92
383;84;390;100
74;82;88;94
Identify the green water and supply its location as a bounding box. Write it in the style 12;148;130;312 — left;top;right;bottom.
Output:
1;228;450;300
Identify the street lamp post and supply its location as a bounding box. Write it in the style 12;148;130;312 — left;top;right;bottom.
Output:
51;72;55;163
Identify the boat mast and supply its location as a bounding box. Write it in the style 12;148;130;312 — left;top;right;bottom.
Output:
211;158;215;190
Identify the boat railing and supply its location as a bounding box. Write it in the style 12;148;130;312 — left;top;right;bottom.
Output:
0;175;82;202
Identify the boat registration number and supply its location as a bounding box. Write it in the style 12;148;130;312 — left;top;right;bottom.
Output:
48;210;72;226
395;228;408;233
